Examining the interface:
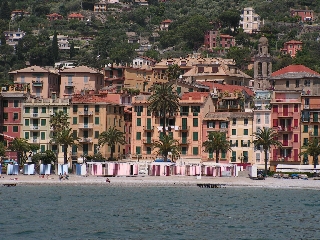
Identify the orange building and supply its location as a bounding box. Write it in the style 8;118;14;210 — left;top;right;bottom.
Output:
281;40;303;58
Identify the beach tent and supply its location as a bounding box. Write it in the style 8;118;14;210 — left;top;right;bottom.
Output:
7;164;19;175
75;164;86;175
58;164;68;175
23;164;35;175
40;164;51;175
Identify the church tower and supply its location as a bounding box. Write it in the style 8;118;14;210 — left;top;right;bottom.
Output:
254;36;272;90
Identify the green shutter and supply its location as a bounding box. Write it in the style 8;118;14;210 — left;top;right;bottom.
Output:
63;107;67;113
25;132;29;139
182;147;187;155
73;117;77;124
41;132;45;140
193;147;198;155
73;105;78;112
231;151;236;162
41;107;46;113
177;87;181;94
40;145;45;152
243;151;248;162
136;132;141;140
137;118;141;126
232;129;236;135
94;131;99;138
147;118;151;129
72;144;77;153
221;151;226;159
147;147;151;154
73;130;77;138
95;105;99;112
193;132;198;141
95;117;99;125
244;129;248;135
25;107;30;113
209;151;213;158
25;119;29;126
136;146;141;154
41;119;46;126
182;118;187;129
303;125;308;132
159;132;163;139
193;118;198;127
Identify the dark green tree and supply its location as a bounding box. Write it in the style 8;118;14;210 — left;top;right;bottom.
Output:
203;131;232;163
300;139;320;176
165;64;181;81
32;150;57;165
52;31;59;62
226;47;251;70
153;135;180;162
0;32;6;47
219;10;241;32
0;0;10;21
69;41;75;59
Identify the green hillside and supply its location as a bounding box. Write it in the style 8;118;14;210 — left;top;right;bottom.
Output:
1;0;320;82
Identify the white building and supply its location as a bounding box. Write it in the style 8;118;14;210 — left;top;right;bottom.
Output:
132;56;156;67
240;7;261;33
4;29;26;46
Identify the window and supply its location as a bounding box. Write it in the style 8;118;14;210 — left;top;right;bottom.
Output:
193;118;198;127
63;107;67;113
303;138;308;146
294;104;298;112
3;112;8;120
41;119;46;126
53;107;58;113
232;129;236;135
137;118;141;126
136;132;141;140
34;107;39;113
181;147;187;155
244;129;248;135
25;119;29;126
136;146;141;154
177;87;181;94
231;151;236;162
84;76;88;83
304;80;310;87
146;147;151;154
14;100;19;107
244;118;248;125
3;100;8;107
25;107;30;113
73;117;77;124
73;130;77;138
25;132;29;139
193;132;198;141
303;125;308;133
220;122;228;129
73;105;78;112
41;107;46;113
95;117;99;125
41;132;45;140
94;131;99;138
41;145;46;153
232;118;236;125
272;105;278;113
95;105;99;113
295;80;299;88
305;98;310;105
294;134;298;142
193;147;198;155
13;126;18;132
13;113;18;120
243;151;248;162
207;121;215;128
265;113;269;124
256;153;260;162
2;126;7;132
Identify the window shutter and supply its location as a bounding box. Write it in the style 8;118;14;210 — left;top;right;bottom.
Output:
294;119;298;127
273;119;278;127
236;140;238;147
248;140;250;147
241;140;243;147
294;134;298;142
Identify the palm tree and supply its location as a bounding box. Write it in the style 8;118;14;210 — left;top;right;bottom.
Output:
253;127;282;177
153;134;180;162
202;131;231;163
50;128;79;165
166;64;181;81
300;139;320;176
148;83;180;136
98;126;126;160
50;110;69;132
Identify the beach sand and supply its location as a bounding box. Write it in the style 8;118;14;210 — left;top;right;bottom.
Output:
1;174;320;189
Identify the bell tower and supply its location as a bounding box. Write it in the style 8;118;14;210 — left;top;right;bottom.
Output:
254;36;272;90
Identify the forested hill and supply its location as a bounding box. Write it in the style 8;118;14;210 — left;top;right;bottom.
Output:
0;0;320;82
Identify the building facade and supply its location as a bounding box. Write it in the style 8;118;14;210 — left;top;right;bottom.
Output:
281;40;303;58
240;7;261;33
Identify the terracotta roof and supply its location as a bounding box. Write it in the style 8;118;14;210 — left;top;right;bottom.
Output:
204;112;253;120
9;65;51;74
61;66;101;74
68;13;84;18
161;19;172;23
200;82;254;97
271;65;320;77
180;92;210;101
72;94;118;104
285;40;303;44
220;34;234;38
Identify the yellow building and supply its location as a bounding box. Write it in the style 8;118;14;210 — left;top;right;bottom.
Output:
131;92;214;162
70;94;125;161
21;98;70;163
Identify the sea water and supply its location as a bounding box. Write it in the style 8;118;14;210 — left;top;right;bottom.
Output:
1;186;320;240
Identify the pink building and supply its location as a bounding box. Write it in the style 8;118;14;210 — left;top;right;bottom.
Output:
281;40;303;58
46;13;63;21
59;66;104;98
290;9;314;22
68;13;85;21
204;31;235;50
10;66;60;99
270;91;301;164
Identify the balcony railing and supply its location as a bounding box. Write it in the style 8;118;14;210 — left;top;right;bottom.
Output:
30;125;40;130
30;113;39;118
277;112;293;118
78;111;93;115
65;82;74;88
32;80;43;87
180;139;191;145
178;126;190;131
143;138;153;144
277;126;292;132
309;131;319;137
143;126;154;131
79;124;93;129
79;138;92;143
32;138;39;143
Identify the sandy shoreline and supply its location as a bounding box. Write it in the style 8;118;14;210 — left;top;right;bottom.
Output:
1;174;320;189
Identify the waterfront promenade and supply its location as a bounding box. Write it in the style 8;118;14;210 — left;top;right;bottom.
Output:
1;174;320;189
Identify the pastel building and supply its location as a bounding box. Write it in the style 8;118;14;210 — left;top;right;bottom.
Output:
240;7;261;33
252;90;271;165
10;66;60;99
68;13;85;21
204;30;235;49
290;9;314;22
21;98;70;163
160;19;172;31
270;91;301;167
281;40;303;58
131;92;214;162
46;13;63;21
59;66;104;98
70;94;125;161
94;0;107;12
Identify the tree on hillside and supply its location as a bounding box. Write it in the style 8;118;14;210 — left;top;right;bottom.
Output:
98;126;126;161
0;1;10;21
253;127;282;177
148;83;180;136
218;10;241;32
52;31;59;62
0;32;6;47
202;131;231;163
226;47;251;70
300;139;320;176
165;64;181;81
153;134;180;162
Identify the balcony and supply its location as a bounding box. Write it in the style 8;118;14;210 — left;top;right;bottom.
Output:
143;138;154;144
282;142;293;148
30;113;39;118
276;126;293;132
32;80;43;87
309;131;319;137
180;139;191;145
32;138;39;143
180;112;189;116
79;138;93;143
277;112;293;118
143;126;154;131
178;126;190;131
79;124;93;129
78;111;93;115
65;82;74;88
71;152;78;156
30;125;40;131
